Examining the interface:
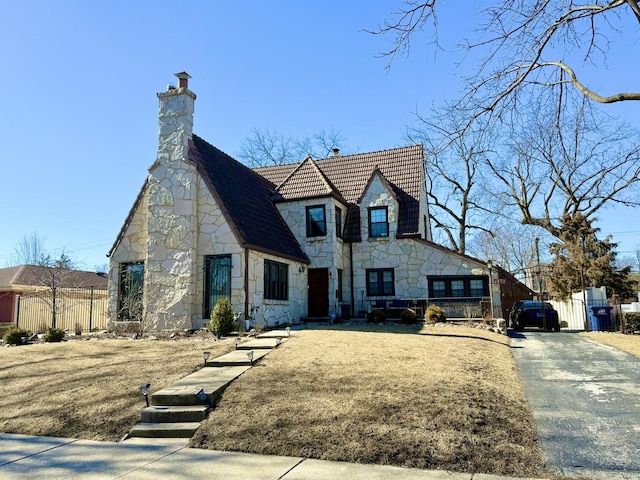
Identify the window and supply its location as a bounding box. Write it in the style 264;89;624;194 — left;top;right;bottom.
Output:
368;207;389;238
335;207;343;239
470;279;485;297
264;260;288;300
428;276;489;299
118;261;144;320
204;255;232;317
306;205;326;237
451;280;465;297
366;268;394;296
337;268;344;302
431;280;446;298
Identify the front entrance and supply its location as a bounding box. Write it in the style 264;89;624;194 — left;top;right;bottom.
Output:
308;268;329;317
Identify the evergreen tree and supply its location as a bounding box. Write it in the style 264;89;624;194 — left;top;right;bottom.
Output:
547;214;633;300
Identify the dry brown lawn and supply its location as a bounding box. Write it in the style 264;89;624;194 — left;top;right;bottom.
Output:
0;334;232;441
190;324;546;478
582;331;640;359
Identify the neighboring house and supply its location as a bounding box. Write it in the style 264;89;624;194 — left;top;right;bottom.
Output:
107;73;500;331
0;265;108;331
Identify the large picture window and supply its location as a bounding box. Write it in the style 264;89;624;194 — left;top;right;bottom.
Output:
118;261;144;320
265;260;288;300
306;205;326;237
368;207;389;238
366;268;394;296
428;276;489;299
204;255;232;317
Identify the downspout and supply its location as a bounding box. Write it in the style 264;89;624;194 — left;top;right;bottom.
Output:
244;248;250;320
349;242;355;317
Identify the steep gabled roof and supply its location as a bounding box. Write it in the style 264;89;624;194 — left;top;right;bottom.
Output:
275;156;342;201
0;265;108;289
190;135;309;263
255;144;424;236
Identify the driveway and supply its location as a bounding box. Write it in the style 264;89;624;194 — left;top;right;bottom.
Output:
510;331;640;479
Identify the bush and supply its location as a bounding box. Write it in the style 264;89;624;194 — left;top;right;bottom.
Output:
2;327;32;345
367;309;387;324
207;297;235;336
425;305;447;324
623;312;640;334
398;308;418;325
44;327;66;343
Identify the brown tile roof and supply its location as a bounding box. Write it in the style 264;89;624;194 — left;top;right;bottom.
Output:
190;135;309;263
0;265;108;289
255;144;424;238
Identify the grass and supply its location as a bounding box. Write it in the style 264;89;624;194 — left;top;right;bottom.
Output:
0;334;232;441
581;331;640;359
190;324;546;477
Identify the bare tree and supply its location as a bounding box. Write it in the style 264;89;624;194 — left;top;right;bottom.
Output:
370;0;640;122
407;109;496;253
10;232;49;266
487;97;640;238
238;127;348;167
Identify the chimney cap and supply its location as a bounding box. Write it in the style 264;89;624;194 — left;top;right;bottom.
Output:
174;71;192;80
332;148;340;157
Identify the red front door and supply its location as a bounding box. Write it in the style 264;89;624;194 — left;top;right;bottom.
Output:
308;268;329;317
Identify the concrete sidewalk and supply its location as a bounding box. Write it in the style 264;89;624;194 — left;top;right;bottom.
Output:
0;433;544;480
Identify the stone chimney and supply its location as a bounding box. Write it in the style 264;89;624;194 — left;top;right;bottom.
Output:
156;72;196;166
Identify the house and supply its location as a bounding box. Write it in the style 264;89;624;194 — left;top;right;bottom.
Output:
0;265;108;332
107;73;500;331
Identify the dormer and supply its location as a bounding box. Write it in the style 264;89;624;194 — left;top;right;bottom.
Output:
358;168;399;241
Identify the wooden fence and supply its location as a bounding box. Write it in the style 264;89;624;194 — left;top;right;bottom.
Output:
16;287;108;333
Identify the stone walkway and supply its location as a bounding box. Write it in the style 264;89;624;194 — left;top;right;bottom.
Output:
125;330;291;441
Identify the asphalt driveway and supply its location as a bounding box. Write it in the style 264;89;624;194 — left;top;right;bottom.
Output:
510;331;640;479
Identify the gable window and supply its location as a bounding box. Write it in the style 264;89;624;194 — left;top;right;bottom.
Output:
264;260;288;300
368;207;389;238
366;268;394;296
335;207;343;239
428;277;488;299
118;261;144;320
306;206;326;237
204;255;232;317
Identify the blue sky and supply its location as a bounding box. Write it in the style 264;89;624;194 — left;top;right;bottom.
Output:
1;1;639;270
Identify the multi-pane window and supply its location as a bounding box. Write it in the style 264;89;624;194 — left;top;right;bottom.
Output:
470;279;485;297
451;280;465;297
204;255;232;317
118;261;144;320
306;205;326;237
335;207;343;239
366;268;394;296
264;260;288;300
428;277;488;298
368;207;389;238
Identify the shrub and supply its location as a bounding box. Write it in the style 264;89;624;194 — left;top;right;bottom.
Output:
398;308;418;325
44;327;66;343
2;327;32;345
623;312;640;334
207;297;235;336
367;309;387;324
425;305;447;324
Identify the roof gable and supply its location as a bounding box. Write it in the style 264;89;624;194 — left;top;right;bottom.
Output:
275;156;340;201
255;144;424;235
190;135;309;263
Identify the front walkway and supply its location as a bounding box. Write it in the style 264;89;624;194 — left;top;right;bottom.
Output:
510;331;640;479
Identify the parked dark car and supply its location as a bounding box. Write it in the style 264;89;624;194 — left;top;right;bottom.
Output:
510;300;560;331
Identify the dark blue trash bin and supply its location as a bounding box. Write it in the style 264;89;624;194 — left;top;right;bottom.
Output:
588;306;613;331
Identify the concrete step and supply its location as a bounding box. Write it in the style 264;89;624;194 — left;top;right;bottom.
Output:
236;338;282;350
140;405;209;423
128;422;202;438
150;366;251;406
257;330;292;339
207;349;270;367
